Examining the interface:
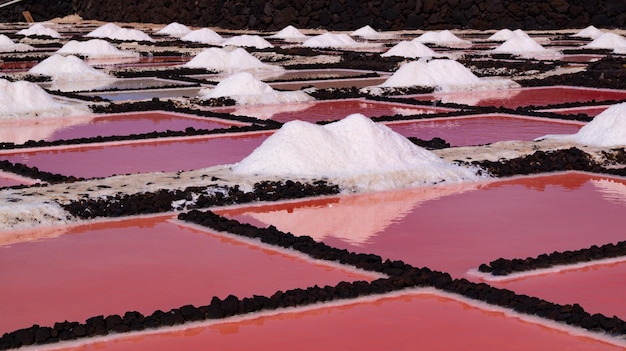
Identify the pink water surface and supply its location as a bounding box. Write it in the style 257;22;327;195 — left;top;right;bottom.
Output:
0;175;26;187
413;86;626;108
0;133;270;178
56;293;623;351
536;106;610;117
221;173;626;318
211;99;453;123
0;215;376;334
386;115;583;146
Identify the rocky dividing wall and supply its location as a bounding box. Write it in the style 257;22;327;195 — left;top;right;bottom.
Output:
0;0;625;31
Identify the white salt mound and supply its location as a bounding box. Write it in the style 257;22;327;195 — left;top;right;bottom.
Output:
28;54;113;81
0;34;34;52
155;22;192;37
381;40;436;58
414;30;471;47
222;34;273;49
351;25;387;39
584;32;626;50
302;33;365;48
268;25;307;40
573;25;604;39
16;23;61;38
232;114;485;191
180;28;223;44
183;47;281;72
488;29;515;41
492;35;548;53
199;71;313;106
85;23;122;38
538;102;626;147
106;28;154;42
0;78;87;118
57;39;139;59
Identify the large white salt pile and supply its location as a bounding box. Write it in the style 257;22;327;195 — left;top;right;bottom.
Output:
302;33;371;49
180;28;224;44
492;34;551;55
16;23;61;38
106;28;155;42
183;47;282;72
222;34;273;49
28;54;114;82
56;39;140;59
573;25;604;39
232;113;485;191
199;71;313;106
0;78;88;118
487;29;515;41
537;102;626;147
351;25;390;39
414;30;471;47
268;25;307;40
0;34;34;52
381;40;436;58
85;23;122;38
584;32;626;50
155;22;192;37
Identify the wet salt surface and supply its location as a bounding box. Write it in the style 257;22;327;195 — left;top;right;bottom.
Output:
412;86;626;108
0;215;376;334
221;173;626;318
386;114;583;146
211;99;453;123
50;290;623;351
0;133;270;178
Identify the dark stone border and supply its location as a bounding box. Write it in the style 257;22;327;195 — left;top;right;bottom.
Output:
479;241;626;276
3;209;625;349
0;160;82;185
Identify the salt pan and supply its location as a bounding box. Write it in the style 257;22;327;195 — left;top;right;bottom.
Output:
232;113;485;191
222;34;273;49
155;22;192;37
180;28;223;44
381;40;436;58
16;23;61;38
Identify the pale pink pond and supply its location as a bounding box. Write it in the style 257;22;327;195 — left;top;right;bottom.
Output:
0;173;29;187
220;173;626;318
413;86;626;108
0;112;246;144
210;99;453;123
386;114;583;146
0;133;270;178
56;292;623;351
0;215;376;334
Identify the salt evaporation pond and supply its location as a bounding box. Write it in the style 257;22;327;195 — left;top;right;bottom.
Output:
0;133;270;178
534;105;610;117
220;172;626;319
211;99;453;123
386;114;583;146
0;215;377;334
0;111;246;143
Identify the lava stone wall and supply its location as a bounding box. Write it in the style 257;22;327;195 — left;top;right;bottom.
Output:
1;0;625;31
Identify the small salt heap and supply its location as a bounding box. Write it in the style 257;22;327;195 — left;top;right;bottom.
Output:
0;78;88;118
222;34;273;49
487;29;515;41
155;22;192;37
268;25;307;40
414;30;471;47
232;113;485;191
16;23;61;38
28;54;113;81
537;102;626;147
584;32;626;52
492;30;559;59
85;23;122;38
0;34;34;52
351;25;389;39
573;25;604;39
56;39;140;59
302;33;371;49
183;47;282;72
381;40;436;58
199;71;313;106
180;28;224;44
106;28;154;42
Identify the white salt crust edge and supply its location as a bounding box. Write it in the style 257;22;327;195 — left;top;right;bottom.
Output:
18;286;626;351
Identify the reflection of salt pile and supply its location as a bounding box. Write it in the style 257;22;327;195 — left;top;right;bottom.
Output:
180;28;224;44
28;54;116;91
183;47;282;72
57;39;139;59
591;178;626;206
303;33;373;49
380;59;519;92
431;88;522;106
155;22;192;37
414;30;471;47
0;78;88;118
232;113;485;191
16;23;61;38
230;101;314;120
241;182;479;245
573;25;604;39
222;34;273;49
584;32;626;51
0;34;34;52
199;72;313;106
381;40;436;58
538;102;626;147
268;25;307;40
